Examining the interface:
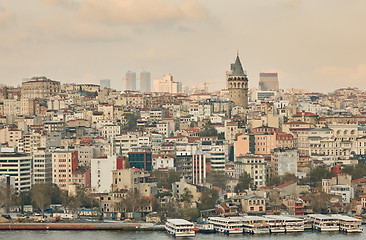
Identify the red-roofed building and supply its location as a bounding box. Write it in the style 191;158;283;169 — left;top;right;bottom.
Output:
292;111;319;124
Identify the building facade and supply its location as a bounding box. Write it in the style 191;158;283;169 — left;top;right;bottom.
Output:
226;54;249;108
259;73;279;91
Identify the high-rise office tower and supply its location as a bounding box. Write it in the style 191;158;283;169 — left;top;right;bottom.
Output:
100;79;110;90
125;71;136;91
259;73;279;91
140;71;151;92
226;53;249;108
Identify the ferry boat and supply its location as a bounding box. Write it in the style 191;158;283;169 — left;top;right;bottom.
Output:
207;217;243;234
240;216;270;234
165;219;195;237
333;215;362;233
307;214;339;232
263;215;285;233
194;223;216;234
279;215;304;233
297;216;313;230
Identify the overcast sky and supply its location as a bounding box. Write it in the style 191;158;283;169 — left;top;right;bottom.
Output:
0;0;365;92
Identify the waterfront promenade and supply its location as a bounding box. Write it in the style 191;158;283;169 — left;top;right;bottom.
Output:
0;223;165;231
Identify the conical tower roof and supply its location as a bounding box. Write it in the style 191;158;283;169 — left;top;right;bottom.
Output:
231;55;245;76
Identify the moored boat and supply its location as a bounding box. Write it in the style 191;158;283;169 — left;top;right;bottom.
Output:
240;216;270;234
333;215;362;233
165;219;195;237
263;215;286;233
307;214;339;232
194;223;216;234
207;217;243;234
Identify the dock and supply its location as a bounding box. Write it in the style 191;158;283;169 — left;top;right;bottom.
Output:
0;223;165;231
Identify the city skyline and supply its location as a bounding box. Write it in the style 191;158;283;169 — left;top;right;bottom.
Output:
0;0;365;92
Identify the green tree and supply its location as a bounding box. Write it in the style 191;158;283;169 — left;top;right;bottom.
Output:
310;192;330;213
342;163;366;180
207;171;228;189
122;113;139;131
281;172;298;184
185;207;199;221
152;169;180;189
67;187;99;212
31;183;52;216
180;188;192;205
199;188;219;210
309;166;335;186
267;175;281;186
234;172;251;193
199;125;218;137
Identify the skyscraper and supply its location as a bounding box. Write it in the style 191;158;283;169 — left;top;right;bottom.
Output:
100;79;111;90
140;71;151;92
259;73;279;91
226;53;249;108
125;71;136;91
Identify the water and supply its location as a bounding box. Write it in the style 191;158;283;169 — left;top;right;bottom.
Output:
0;228;365;240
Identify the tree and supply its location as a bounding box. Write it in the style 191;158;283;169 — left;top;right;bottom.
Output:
267;175;281;186
120;190;144;213
207;171;228;189
281;173;298;184
152;169;180;189
199;125;218;137
310;192;330;213
67;186;99;212
122;113;139;131
309;166;335;186
199;188;218;210
180;188;192;205
342;163;366;180
31;183;52;216
185;207;199;221
0;177;16;213
234;172;251;193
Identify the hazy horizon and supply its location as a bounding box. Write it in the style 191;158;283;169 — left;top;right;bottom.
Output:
0;0;365;92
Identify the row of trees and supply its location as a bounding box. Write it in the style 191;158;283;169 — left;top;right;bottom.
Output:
18;183;98;216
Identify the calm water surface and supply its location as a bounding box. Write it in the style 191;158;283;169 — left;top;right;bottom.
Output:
1;227;365;240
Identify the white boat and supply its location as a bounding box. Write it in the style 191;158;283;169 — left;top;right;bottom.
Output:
165;219;195;237
279;215;304;233
207;217;243;234
296;216;312;230
263;215;286;233
333;215;362;233
307;214;339;232
240;216;270;234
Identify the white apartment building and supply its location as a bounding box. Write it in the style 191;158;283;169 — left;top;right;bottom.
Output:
98;124;121;139
273;149;298;177
199;139;228;171
234;154;266;188
33;148;52;184
91;155;117;193
0;148;31;191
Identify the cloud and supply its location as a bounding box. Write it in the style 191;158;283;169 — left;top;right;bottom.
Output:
0;7;12;25
38;0;77;8
76;0;208;24
317;63;366;83
280;0;301;9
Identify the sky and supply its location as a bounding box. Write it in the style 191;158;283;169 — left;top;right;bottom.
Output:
0;0;365;93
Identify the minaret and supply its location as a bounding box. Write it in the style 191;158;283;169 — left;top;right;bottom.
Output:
227;53;249;108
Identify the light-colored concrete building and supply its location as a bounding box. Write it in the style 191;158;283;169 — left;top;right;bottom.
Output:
21;76;60;99
234;154;266;188
0;148;31;191
91;155;118;193
52;151;78;191
33;148;52;184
